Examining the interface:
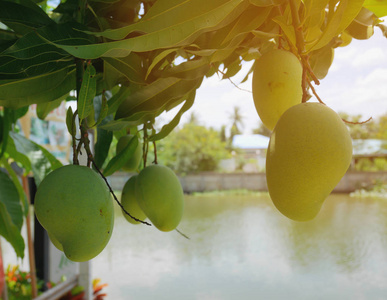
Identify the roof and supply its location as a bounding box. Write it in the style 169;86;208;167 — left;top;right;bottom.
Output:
232;134;270;150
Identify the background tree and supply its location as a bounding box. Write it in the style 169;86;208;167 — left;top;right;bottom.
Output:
157;123;230;174
252;122;272;137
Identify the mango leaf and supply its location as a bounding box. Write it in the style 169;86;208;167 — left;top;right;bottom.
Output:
309;44;334;79
250;0;284;6
103;135;138;177
0;67;76;109
93;117;113;170
0;0;54;35
107;86;133;116
157;57;211;80
149;91;196;142
115;77;202;120
103;53;145;85
5;137;32;175
66;106;75;136
308;0;365;51
0;169;25;258
346;7;377;40
0;109;11;160
45;0;249;58
36;98;64;120
0;27;74;80
1;157;29;217
78;63;97;120
145;48;178;80
10;132;63;186
363;0;387;17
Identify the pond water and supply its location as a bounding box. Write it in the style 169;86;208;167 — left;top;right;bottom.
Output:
92;193;387;300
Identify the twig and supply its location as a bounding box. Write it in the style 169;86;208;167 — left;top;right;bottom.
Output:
216;68;252;93
342;116;373;125
92;160;151;226
175;228;190;240
152;140;158;164
307;78;325;104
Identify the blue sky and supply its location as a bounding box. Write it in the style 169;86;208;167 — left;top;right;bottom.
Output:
161;26;387;134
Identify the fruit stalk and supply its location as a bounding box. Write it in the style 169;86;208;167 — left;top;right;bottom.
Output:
91;160;151;226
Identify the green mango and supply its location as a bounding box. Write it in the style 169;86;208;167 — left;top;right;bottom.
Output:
121;175;147;224
136;165;184;232
266;103;352;221
34;165;114;262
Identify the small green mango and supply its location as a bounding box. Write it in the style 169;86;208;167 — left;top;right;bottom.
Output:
34;165;114;262
121;175;147;224
136;165;184;232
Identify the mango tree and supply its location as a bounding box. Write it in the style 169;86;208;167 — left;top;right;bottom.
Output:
0;0;386;262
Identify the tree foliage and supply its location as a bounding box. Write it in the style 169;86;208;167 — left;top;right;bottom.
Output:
0;0;386;256
157;123;230;174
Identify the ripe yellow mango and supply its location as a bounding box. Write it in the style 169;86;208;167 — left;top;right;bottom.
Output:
266;103;352;221
120;175;147;224
252;49;302;130
34;165;114;262
135;165;184;232
116;135;142;172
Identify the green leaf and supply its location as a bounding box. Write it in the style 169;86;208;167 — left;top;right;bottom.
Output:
0;0;54;35
250;0;284;6
0;27;74;80
93;93;109;127
103;53;145;85
93;118;114;170
0;109;11;159
308;0;365;51
36;98;64;120
107;86;133;116
103;135;138;177
66;106;75;136
10;132;63;186
0;169;25;258
149;91;196;142
363;0;387;17
157;57;211;80
145;49;178;80
1;157;29;217
5;136;32;175
0;67;76;109
45;0;249;58
115;77;202;120
78;63;97;120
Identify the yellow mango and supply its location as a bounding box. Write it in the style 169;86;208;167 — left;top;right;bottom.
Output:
252;49;303;130
266;103;352;221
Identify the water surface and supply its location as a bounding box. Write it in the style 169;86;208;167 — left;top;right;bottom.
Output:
93;193;387;299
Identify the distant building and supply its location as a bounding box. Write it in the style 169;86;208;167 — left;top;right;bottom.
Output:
223;134;270;172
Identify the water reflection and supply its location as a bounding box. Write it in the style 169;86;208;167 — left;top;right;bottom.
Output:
93;194;387;299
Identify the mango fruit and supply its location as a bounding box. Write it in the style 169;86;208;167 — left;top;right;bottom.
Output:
116;135;142;172
121;175;147;224
266;103;352;221
252;49;302;130
34;165;114;262
136;165;184;232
